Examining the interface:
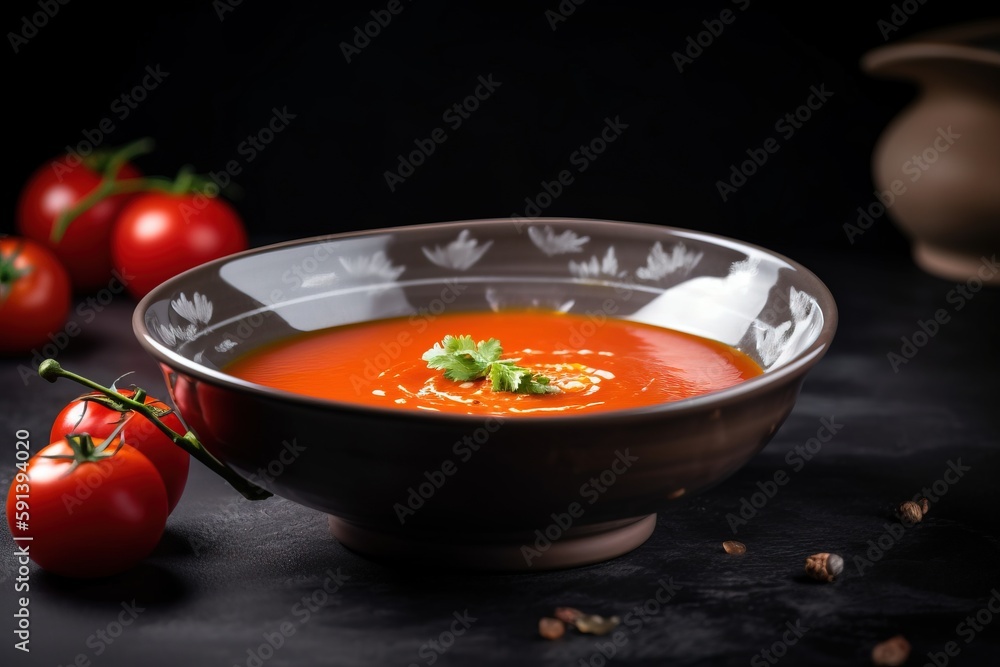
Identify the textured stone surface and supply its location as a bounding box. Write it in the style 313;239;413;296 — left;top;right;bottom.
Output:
1;250;998;666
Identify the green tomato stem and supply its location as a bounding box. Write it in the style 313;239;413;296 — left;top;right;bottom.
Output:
38;359;272;501
49;175;176;243
48;138;226;244
107;137;155;175
172;165;195;195
48;137;243;242
50;138;160;242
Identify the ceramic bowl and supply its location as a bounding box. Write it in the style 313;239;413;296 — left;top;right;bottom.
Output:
133;218;837;570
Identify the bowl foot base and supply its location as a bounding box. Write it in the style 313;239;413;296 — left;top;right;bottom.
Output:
327;514;657;571
913;243;1000;285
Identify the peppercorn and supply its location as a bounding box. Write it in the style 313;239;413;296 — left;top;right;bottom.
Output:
871;634;910;666
573;613;621;636
897;500;923;524
723;540;746;555
804;552;843;582
554;607;584;624
538;617;565;640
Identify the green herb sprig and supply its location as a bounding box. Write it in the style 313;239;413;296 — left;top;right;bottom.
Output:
421;335;558;394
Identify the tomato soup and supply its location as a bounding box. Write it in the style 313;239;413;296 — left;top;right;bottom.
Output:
225;311;762;416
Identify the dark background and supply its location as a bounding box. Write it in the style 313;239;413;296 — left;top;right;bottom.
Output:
3;0;993;256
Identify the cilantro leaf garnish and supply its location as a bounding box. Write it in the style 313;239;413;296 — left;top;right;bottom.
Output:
421;335;492;381
489;360;556;394
421;335;559;394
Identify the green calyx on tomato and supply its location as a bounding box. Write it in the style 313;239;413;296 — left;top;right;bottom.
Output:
50;138;228;244
38;359;272;502
0;240;31;300
41;432;124;469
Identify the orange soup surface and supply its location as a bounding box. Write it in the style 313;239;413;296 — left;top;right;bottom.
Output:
225;311;763;416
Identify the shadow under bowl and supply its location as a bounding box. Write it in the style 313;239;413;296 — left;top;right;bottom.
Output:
134;218;837;570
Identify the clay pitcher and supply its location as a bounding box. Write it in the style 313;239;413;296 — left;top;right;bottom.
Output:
863;21;1000;284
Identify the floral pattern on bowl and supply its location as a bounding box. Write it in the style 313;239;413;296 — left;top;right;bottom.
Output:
143;219;830;375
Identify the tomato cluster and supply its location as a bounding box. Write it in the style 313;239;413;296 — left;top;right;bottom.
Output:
2;140;248;355
5;388;190;578
50;389;190;511
17;157;143;292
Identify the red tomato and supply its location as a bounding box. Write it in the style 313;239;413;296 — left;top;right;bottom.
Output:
17;157;142;292
6;435;167;578
112;193;248;299
51;389;190;512
0;237;72;355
